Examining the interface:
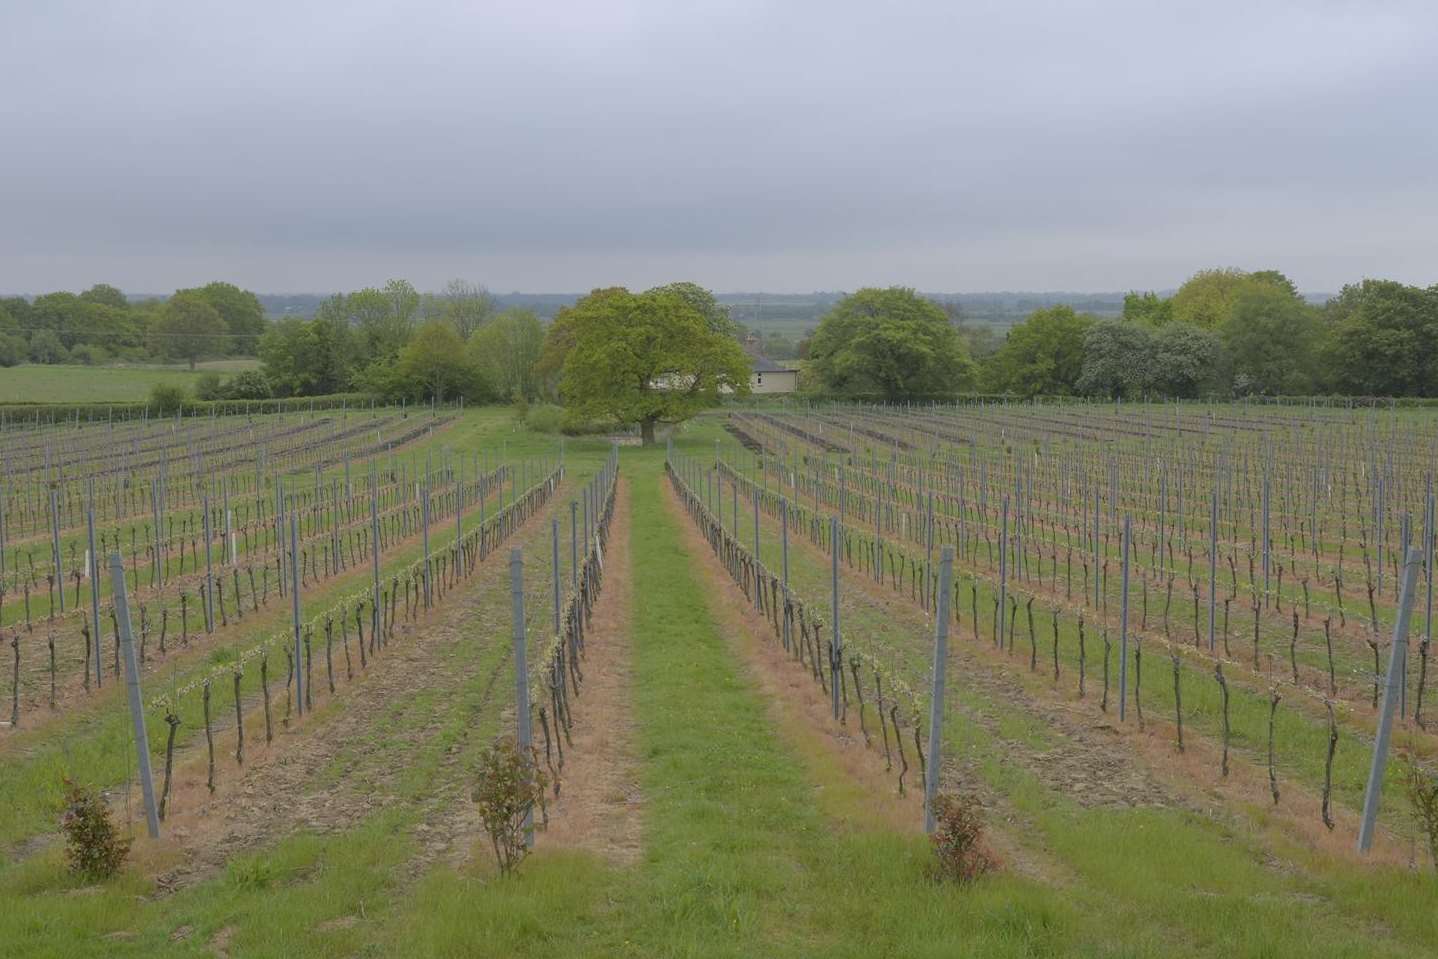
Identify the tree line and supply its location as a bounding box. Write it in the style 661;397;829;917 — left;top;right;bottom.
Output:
0;282;265;370
801;269;1438;401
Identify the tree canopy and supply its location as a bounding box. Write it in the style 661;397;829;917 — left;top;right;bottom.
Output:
180;281;266;348
152;292;225;369
397;321;477;402
807;287;975;400
469;308;545;402
555;287;750;444
982;305;1092;396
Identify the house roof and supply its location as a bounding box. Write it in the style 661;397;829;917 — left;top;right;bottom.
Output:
747;351;796;373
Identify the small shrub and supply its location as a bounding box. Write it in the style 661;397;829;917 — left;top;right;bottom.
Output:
929;792;994;884
59;778;131;881
193;371;225;400
471;736;547;876
149;383;188;414
223;369;272;400
525;403;566;434
1405;756;1438;872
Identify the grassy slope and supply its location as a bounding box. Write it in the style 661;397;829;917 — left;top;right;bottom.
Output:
0;361;259;404
2;425;1436;957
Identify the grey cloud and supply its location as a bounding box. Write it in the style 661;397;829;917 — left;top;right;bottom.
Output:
2;0;1436;294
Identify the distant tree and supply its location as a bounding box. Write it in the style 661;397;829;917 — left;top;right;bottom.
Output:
1122;291;1173;326
1224;286;1321;395
1171;267;1302;329
982;305;1092;396
180;282;265;352
807;287;976;400
434;279;496;339
1076;321;1153;399
556;288;751;445
28;329;68;364
0;297;32;329
29;292;86;347
645;281;738;337
384;279;421;327
78;283;127;309
68;343;110;366
1321;279;1438;396
259;315;355;396
151;292;224;369
316;283;416;361
468;308;544;402
1171;268;1250;328
1249;270;1300;299
397;321;478;402
0;334;26;367
1148;323;1225;397
0;301;14;334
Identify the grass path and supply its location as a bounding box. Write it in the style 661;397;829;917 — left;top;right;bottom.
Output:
381;452;1072;957
4;440;1437;957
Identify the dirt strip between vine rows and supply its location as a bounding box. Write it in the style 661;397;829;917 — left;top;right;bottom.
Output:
148;481;571;893
539;476;643;865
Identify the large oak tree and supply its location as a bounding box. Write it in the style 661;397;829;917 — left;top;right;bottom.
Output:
555;287;750;445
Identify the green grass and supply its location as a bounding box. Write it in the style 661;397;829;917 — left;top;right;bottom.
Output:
0;361;259;403
3;426;1438;957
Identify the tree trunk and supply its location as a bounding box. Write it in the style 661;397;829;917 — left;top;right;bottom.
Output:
641;418;657;446
189;356;196;371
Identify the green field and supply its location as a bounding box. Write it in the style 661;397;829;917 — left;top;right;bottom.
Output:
2;401;1437;957
0;361;260;404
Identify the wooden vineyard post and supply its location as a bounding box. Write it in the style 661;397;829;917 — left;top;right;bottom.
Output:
86;480;101;685
830;516;842;720
110;552;160;838
1358;546;1422;853
1119;514;1131;722
925;545;955;834
290;514;303;716
509;547;534;847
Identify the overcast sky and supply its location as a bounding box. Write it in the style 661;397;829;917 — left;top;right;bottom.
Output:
3;0;1436;296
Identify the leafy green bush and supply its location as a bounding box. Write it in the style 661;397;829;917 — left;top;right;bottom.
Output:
222;369;272;400
59;778;131;881
149;382;188;414
193;371;225;400
524;402;564;433
471;736;547;876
